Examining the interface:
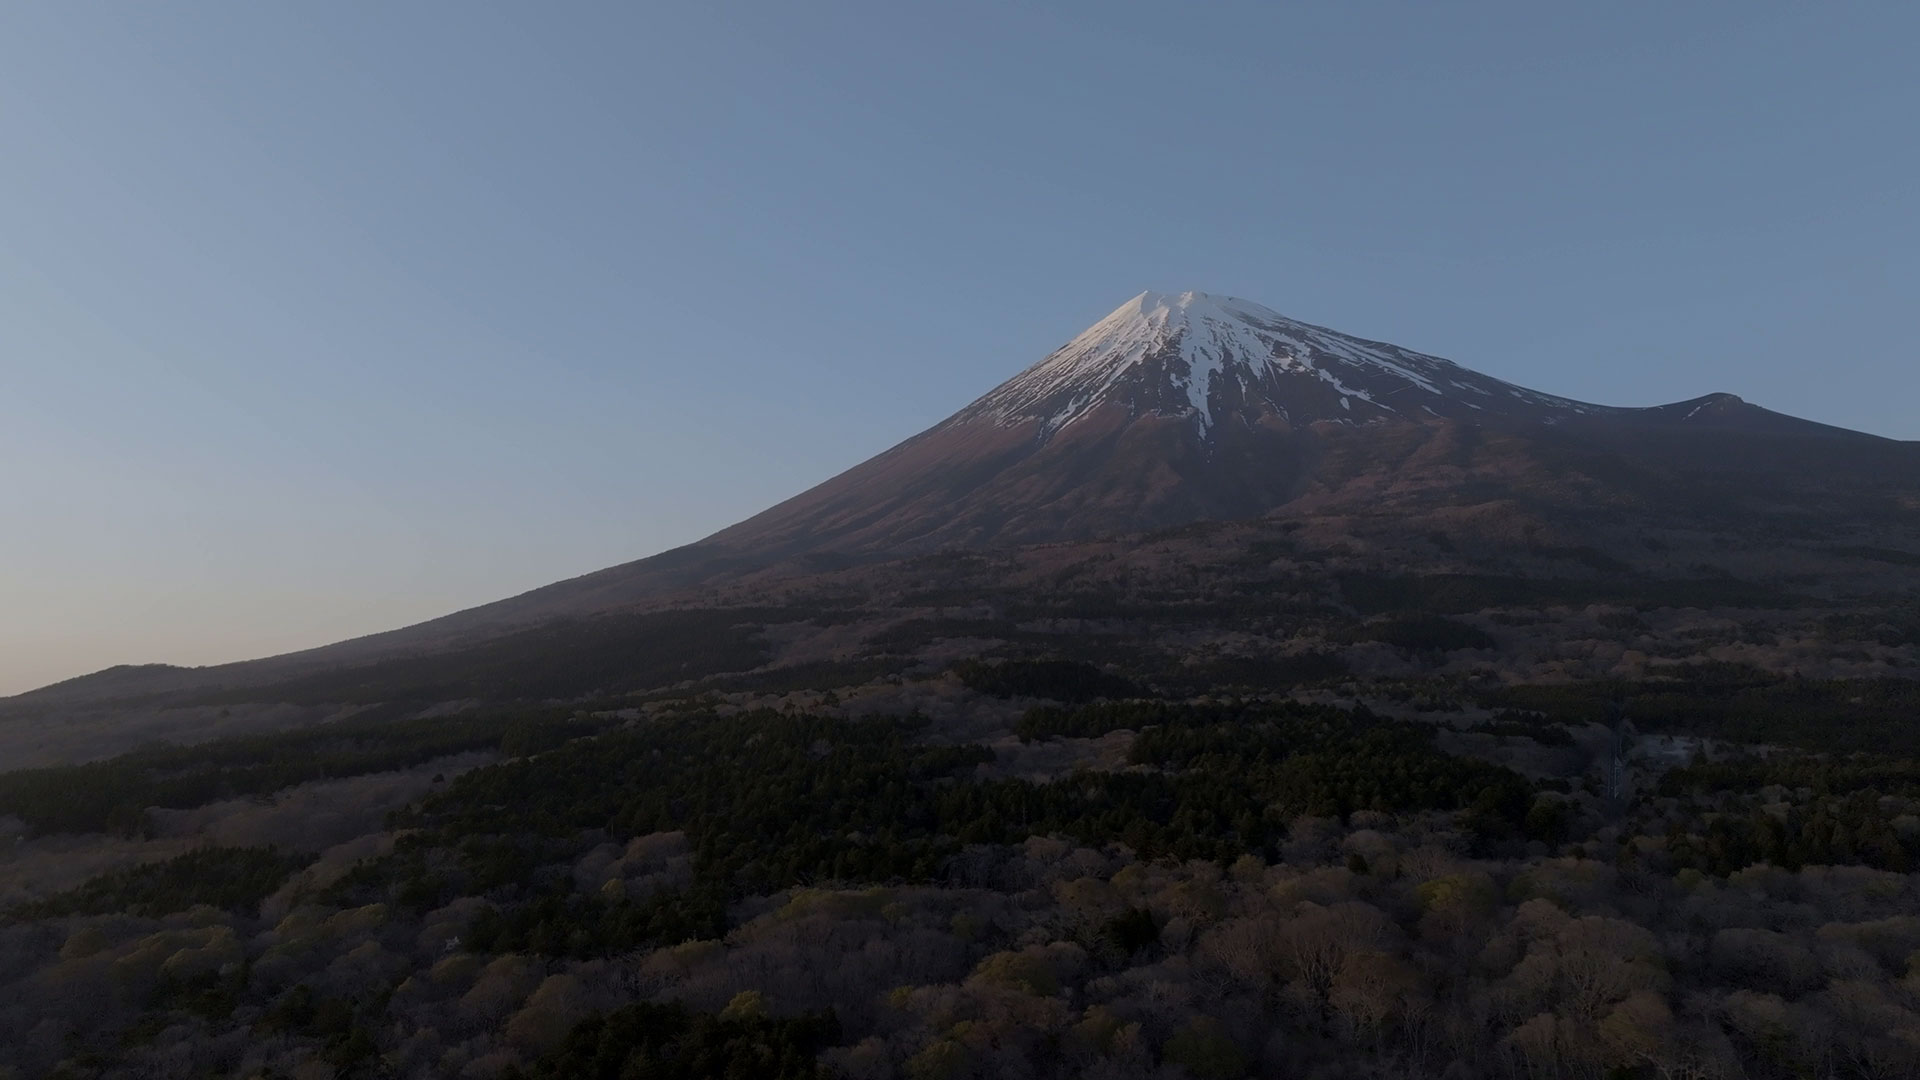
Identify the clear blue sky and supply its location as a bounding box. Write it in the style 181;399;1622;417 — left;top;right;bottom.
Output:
3;2;1915;694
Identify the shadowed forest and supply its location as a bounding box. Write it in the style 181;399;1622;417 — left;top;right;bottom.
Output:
6;654;1920;1079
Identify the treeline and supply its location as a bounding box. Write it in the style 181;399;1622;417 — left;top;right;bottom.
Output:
464;885;730;959
1124;704;1541;845
6;846;310;921
319;705;1543;959
951;659;1143;702
1821;603;1920;647
1474;710;1577;746
1486;664;1920;754
1664;749;1920;799
1158;651;1350;695
1658;791;1914;875
499;714;609;759
1017;700;1209;742
1647;748;1920;873
0;706;576;835
320;713;997;942
1336;570;1795;615
977;703;1544;863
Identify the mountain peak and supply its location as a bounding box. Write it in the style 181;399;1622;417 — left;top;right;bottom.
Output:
958;290;1589;439
1125;289;1278;319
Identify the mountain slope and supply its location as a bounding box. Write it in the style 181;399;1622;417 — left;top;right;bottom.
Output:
703;291;1904;555
8;289;1917;701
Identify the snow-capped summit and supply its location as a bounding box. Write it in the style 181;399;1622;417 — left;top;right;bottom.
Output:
961;290;1592;438
686;289;1863;557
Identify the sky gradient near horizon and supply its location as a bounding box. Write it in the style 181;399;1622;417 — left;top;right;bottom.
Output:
3;3;1917;695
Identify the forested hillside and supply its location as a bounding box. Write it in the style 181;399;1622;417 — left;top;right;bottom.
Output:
5;648;1920;1079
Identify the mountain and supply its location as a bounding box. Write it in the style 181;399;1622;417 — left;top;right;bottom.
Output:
8;289;1918;721
690;290;1906;557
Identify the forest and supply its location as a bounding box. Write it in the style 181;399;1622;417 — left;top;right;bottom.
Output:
2;653;1919;1080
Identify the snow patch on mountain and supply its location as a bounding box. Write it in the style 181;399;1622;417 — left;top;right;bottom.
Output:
963;290;1595;438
